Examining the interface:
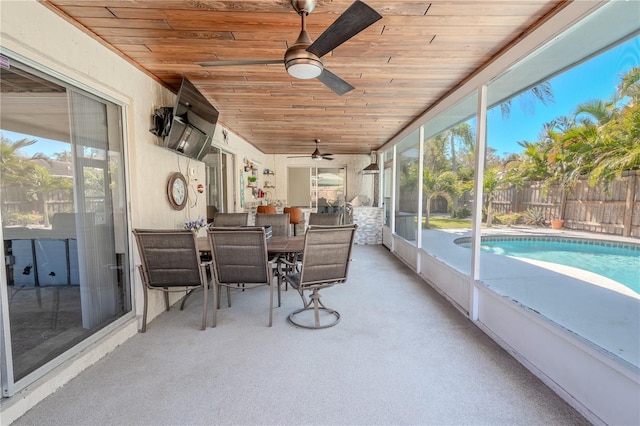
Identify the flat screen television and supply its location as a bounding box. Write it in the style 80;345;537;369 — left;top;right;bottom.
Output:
163;77;219;161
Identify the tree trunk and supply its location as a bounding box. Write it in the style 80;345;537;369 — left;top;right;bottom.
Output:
623;174;635;237
450;134;459;212
41;195;50;227
486;199;493;227
558;186;567;221
425;197;431;229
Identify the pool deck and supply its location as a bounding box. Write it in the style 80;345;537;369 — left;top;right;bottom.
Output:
421;225;640;371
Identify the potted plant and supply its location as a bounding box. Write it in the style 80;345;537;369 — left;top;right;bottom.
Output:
184;217;207;234
247;175;257;187
550;217;564;229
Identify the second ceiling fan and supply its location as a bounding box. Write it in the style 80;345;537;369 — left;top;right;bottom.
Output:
197;0;382;95
288;139;334;161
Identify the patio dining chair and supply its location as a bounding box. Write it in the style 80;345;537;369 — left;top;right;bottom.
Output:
208;227;274;327
212;212;249;226
284;207;305;235
132;229;211;332
255;213;290;237
283;224;357;329
256;205;277;214
308;212;341;226
255;212;293;305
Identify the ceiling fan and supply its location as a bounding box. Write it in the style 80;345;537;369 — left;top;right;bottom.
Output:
197;0;382;95
288;139;334;161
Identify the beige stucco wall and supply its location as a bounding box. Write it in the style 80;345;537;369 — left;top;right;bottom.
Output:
0;0;269;326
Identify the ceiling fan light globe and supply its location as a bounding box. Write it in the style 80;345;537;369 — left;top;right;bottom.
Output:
286;60;322;79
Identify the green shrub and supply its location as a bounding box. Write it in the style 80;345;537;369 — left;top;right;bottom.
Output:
452;206;471;219
522;208;546;226
5;211;43;226
494;212;521;226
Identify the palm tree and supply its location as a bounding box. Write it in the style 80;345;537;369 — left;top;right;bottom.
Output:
444;123;475;174
422;170;458;229
516;117;582;222
26;164;73;227
482;166;501;227
1;136;72;227
482;162;524;227
586;67;640;185
423;135;449;175
499;82;555;118
1;137;38;183
617;66;640;105
443;123;474;212
574;98;618;125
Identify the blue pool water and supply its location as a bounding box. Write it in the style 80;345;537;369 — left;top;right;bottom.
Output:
457;237;640;294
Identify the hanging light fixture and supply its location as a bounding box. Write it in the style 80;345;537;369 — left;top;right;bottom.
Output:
362;151;380;174
284;1;323;80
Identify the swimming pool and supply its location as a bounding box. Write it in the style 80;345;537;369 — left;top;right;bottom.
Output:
455;236;640;294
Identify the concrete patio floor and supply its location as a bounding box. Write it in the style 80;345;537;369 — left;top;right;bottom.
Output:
7;244;589;425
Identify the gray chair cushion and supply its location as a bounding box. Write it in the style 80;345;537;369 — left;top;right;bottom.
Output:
308;212;341;226
255;213;290;237
213;213;249;226
133;229;210;331
207;226;274;327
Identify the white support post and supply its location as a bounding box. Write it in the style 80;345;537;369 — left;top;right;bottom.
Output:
416;126;425;272
470;85;488;321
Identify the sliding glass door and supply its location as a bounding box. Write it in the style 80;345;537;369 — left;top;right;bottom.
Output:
316;167;346;218
288;166;346;222
0;58;130;395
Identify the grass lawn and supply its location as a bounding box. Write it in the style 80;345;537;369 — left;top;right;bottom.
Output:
425;216;472;229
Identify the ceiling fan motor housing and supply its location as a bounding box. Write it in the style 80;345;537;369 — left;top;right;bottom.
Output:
291;0;316;15
287;139;333;160
199;0;381;95
285;43;323;79
286;0;322;79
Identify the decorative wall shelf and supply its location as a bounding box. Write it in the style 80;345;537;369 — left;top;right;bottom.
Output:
262;169;275;189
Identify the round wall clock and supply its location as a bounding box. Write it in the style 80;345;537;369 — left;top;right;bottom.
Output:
167;172;188;210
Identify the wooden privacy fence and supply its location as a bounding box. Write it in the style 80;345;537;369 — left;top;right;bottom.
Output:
398;170;639;238
491;170;639;238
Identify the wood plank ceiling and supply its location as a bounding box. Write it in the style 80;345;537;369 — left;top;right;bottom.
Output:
40;0;567;156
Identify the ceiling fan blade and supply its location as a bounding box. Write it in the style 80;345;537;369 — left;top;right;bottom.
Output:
316;69;355;95
197;59;283;67
306;1;382;58
323;157;335;161
287;155;312;158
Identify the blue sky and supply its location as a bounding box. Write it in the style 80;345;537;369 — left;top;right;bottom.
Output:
487;36;639;158
1;130;68;158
